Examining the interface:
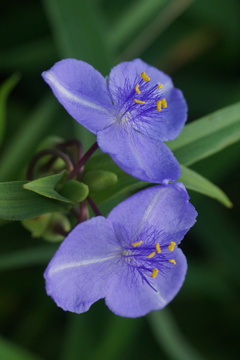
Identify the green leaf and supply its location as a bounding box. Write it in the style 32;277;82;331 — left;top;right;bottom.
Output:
0;335;42;360
148;309;205;360
42;0;112;74
108;0;167;49
23;172;74;204
85;153;147;204
0;73;20;145
0;181;70;221
0;245;57;271
179;165;232;208
169;102;240;165
118;0;193;60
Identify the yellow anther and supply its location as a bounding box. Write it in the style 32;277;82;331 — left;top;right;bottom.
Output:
131;240;143;247
141;72;150;82
151;268;159;278
161;98;168;108
156;99;168;111
168;241;176;251
157;84;163;89
155;243;161;253
147;252;156;258
169;259;177;265
134;99;145;104
135;84;141;94
156;100;162;111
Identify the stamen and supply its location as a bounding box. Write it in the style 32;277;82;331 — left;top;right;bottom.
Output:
135;84;141;94
168;259;177;265
161;98;168;108
156;100;162;111
131;240;143;247
156;98;168;111
157;84;163;89
168;241;176;251
134;99;145;104
141;72;150;82
147;252;156;258
155;243;161;253
151;268;159;278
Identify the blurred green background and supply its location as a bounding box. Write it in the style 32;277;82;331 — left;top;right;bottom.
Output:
0;0;240;359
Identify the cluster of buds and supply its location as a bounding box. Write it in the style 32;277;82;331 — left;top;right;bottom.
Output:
23;137;117;241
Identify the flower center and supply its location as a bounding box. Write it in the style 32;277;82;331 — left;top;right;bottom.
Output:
118;71;168;130
121;238;177;289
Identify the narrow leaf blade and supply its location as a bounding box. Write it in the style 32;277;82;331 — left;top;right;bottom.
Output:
42;0;112;73
0;336;42;360
169;102;240;165
0;73;20;144
148;309;205;360
0;246;57;271
179;165;232;208
108;0;167;49
23;172;74;204
0;181;69;221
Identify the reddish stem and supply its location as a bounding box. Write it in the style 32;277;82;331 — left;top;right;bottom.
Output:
87;196;102;216
26;148;74;180
67;142;99;180
78;201;89;223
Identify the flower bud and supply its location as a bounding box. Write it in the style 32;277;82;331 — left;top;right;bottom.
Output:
22;214;52;238
58;180;89;203
22;213;71;242
83;170;118;193
41;213;71;242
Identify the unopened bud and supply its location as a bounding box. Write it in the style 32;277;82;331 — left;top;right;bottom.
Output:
22;213;71;242
83;170;118;193
41;213;71;242
22;214;52;237
58;180;89;203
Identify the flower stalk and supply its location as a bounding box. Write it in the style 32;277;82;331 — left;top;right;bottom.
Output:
67;142;99;180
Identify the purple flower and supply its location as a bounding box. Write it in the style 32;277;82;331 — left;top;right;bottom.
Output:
42;59;187;183
44;183;197;318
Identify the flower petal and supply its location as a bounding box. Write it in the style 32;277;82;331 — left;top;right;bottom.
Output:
160;87;187;141
108;182;197;246
108;59;173;101
105;248;187;318
44;216;119;313
42;59;115;134
108;59;187;140
97;124;181;183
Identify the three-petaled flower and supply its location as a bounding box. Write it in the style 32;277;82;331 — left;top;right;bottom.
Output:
42;59;187;183
44;183;197;318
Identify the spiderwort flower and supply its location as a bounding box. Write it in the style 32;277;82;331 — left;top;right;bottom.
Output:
44;183;197;318
42;59;187;183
